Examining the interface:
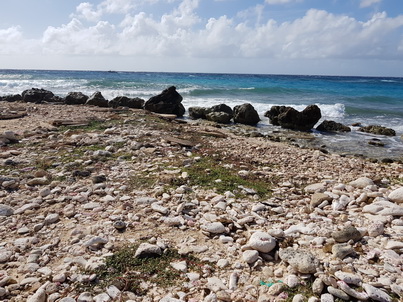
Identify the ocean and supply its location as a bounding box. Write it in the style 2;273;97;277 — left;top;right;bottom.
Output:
0;69;402;159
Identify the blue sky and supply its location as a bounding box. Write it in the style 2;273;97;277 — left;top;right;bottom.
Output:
1;0;403;76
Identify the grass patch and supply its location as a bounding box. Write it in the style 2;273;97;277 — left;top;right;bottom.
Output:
57;119;122;132
81;244;207;296
180;156;271;197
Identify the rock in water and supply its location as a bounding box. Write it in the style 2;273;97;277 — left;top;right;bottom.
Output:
279;248;320;274
316;120;351;132
22;88;54;103
144;86;185;117
358;125;396;136
109;96;144;108
264;104;321;131
233;103;260;125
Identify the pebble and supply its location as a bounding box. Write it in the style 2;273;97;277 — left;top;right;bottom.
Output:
44;213;60;224
388;187;403;204
332;225;362;243
363;283;392;302
0;204;14;216
201;222;227;234
134;243;162;257
320;293;334;302
246;231;276;253
332;243;354;259
327;286;350;300
349;177;374;188
334;271;362;286
242;250;259;264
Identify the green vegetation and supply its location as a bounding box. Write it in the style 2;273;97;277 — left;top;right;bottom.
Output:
180;156;271;198
81;244;208;296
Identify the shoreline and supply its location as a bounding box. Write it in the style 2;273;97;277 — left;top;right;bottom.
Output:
0;101;403;301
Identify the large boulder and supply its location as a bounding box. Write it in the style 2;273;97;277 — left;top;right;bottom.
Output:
144;86;185;117
86;92;108;107
206;112;232;124
0;94;22;102
64;92;89;105
109;96;144;109
358;125;396;136
188;106;212;119
211;104;233;117
265;105;321;131
233;103;260;125
316;120;351;132
22;88;54;103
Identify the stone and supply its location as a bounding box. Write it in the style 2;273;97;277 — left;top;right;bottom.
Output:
109;96;144;109
86;91;108;107
44;213;60;225
134;243;162;258
264;104;321;131
0;251;12;263
170;261;187;272
310;193;332;208
278;248;320;274
292;294;305;302
22;88;54;103
358;125;396;136
349;177;374;188
285;274;300;288
206;111;232;124
332;225;362;243
247;231;276;253
388;187;403;204
83;236;108;249
242;250;259;264
320;293;334;302
188;106;212;119
201;222;227;234
207;276;227;292
334;271;362;286
332;243;354;259
368;221;384;237
144;86;185;117
0;205;14;216
106;285;121;299
362;284;392;302
312;278;324;295
316;120;351;132
305;183;326;193
233;103;260;125
64;92;88;105
151;203;169;215
93;293;111;302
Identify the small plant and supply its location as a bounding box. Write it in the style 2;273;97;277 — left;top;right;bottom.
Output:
181;156;271;198
80;244;208;296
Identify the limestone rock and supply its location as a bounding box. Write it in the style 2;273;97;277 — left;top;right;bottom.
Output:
388;187;403;204
134;243;162;258
279;248;320;274
332;225;362;243
0;205;14;216
349;177;374;189
247;231;276;253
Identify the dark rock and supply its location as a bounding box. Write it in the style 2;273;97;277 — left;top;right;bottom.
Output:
0;94;22;102
332;225;362;243
64;92;89;105
48;95;64;103
316;120;351;132
86;92;108;107
211;104;233;117
109;96;144;109
22;88;54;103
358;125;396;136
265;105;321;131
92;175;106;184
368;139;385;147
381;158;394;164
206;112;232;124
188;106;212;119
233;103;260;125
144;86;185;117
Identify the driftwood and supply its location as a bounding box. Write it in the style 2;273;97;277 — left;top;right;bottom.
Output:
0;108;27;120
51;118;103;127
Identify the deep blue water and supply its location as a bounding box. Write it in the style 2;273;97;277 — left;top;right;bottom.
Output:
0;69;402;158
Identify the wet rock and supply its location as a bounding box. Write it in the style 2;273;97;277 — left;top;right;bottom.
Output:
22;88;54;103
359;125;396;136
86;91;108;107
233;103;260;125
144;86;185;117
206;111;232;124
316;120;351;133
64;92;88;105
109;96;144;109
188;106;212;119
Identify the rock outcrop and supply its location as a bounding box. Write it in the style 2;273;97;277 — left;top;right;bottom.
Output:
64;92;89;105
358;125;396;136
144;86;185;117
233;103;260;125
265;104;322;131
316;120;351;132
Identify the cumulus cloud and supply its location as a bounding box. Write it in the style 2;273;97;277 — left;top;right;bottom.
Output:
265;0;302;4
360;0;382;8
3;0;403;65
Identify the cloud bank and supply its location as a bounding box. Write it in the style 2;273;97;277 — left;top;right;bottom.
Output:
1;0;403;75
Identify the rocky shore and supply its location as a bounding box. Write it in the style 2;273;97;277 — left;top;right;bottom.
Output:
0;98;403;302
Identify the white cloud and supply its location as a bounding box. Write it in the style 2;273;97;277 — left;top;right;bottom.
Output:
2;1;403;70
265;0;302;4
360;0;382;8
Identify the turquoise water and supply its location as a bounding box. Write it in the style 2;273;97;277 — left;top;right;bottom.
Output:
1;69;402;158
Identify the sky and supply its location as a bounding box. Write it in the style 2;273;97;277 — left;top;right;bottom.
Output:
1;0;403;76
